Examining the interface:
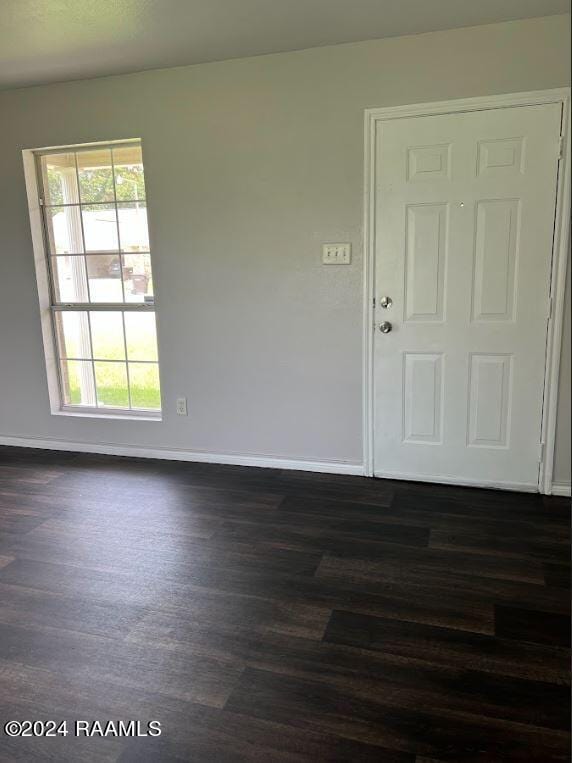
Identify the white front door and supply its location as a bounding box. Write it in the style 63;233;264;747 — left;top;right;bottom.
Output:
373;103;562;490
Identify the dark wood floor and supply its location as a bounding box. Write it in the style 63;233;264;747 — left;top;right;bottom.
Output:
0;446;569;762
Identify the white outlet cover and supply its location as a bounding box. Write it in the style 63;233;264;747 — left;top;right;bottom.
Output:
176;397;188;416
322;243;351;265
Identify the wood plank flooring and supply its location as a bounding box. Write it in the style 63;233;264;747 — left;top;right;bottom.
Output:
0;445;569;761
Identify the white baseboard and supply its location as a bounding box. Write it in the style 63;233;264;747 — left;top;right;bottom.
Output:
0;434;364;476
550;482;572;497
374;469;538;493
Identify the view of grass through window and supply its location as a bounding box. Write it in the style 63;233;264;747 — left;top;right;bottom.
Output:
67;362;160;409
39;142;161;412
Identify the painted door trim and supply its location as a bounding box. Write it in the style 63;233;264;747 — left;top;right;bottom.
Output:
363;89;571;493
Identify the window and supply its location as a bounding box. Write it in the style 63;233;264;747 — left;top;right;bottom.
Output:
30;141;161;417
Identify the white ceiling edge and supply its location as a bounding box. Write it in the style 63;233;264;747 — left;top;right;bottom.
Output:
0;0;570;90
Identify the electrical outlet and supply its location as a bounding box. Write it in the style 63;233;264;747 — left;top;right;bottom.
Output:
322;243;351;265
176;397;187;416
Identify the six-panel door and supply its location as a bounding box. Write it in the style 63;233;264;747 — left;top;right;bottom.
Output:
373;103;562;489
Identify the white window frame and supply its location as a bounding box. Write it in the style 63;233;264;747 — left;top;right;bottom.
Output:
22;139;162;421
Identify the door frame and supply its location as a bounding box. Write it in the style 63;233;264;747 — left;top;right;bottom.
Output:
363;88;571;493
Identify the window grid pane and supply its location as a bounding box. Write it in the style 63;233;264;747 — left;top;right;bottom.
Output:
51;256;89;302
122;313;133;410
40;152;79;206
45;205;84;255
82;204;119;252
94;361;129;408
90;311;125;360
113;144;146;201
61;360;96;407
42;144;154;308
86;255;123;303
39;141;160;413
45;228;152;304
123;253;154;303
77;149;114;203
118;201;149;252
56;309;160;411
129;363;161;410
55;311;92;359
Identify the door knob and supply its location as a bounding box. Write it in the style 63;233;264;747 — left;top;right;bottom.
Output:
379;321;392;333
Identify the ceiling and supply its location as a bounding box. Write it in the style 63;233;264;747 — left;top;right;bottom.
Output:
1;0;570;90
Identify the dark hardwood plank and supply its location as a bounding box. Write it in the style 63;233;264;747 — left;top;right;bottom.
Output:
220;630;570;731
225;667;570;761
0;581;149;640
495;605;571;647
323;609;570;683
0;444;569;762
127;590;331;644
118;713;409;763
213;515;430;558
0;620;243;709
430;525;570;563
544;561;571;588
316;545;546;585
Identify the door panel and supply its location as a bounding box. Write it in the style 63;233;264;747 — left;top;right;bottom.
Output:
403;352;444;445
373;103;561;489
404;203;448;322
472;198;519;322
467;353;512;448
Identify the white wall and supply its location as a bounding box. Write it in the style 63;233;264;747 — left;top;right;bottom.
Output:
0;14;570;474
554;262;571;487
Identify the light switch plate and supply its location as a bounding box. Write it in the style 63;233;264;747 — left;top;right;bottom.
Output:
322;243;351;265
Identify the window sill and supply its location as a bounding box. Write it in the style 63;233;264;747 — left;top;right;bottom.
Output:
53;407;162;422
